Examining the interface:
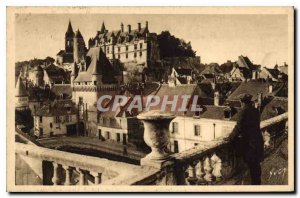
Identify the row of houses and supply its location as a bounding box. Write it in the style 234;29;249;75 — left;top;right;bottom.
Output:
16;76;288;153
168;55;288;86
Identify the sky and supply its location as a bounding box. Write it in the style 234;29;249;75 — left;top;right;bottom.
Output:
15;14;288;67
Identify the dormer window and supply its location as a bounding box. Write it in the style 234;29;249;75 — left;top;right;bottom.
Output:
224;107;234;120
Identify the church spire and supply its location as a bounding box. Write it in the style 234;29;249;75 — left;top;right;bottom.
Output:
65;20;75;38
100;22;106;34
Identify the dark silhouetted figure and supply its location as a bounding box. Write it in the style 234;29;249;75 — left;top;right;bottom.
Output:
230;94;264;185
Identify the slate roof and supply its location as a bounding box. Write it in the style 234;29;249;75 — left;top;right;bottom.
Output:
51;84;72;98
65;21;75;37
175;68;192;76
74;47;116;83
93;24;149;45
34;99;77;117
260;97;288;121
200;64;223;75
226;81;282;102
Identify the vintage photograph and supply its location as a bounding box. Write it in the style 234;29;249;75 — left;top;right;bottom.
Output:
7;7;294;192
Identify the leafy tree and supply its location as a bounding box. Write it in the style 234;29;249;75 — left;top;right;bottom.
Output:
157;31;196;58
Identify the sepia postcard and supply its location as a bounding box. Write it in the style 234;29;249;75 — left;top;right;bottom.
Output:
7;6;294;192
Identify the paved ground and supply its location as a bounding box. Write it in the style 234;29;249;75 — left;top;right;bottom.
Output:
38;136;147;164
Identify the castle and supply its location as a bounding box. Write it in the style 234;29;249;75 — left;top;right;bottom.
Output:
54;20;160;136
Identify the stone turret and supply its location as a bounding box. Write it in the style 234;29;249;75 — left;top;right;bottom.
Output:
73;29;86;64
15;75;29;110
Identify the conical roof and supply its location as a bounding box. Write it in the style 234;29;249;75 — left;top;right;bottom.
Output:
75;29;83;39
100;22;106;33
65;21;75;37
15;76;28;97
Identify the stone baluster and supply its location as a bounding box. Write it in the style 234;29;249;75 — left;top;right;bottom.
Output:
77;168;85;185
91;172;102;185
203;156;215;182
195;159;205;184
62;165;72;185
211;153;222;181
52;162;59;185
187;163;197;185
263;130;271;149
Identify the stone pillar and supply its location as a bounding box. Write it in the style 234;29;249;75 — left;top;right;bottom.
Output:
137;110;175;168
52;162;59;185
91;172;102;185
63;165;72;185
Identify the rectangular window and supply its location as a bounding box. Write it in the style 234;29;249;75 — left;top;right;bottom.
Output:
194;125;201;136
139;51;142;57
116;133;121;142
65;115;70;122
98;129;102;139
172;122;178;133
39;128;43;136
134;52;137;58
107;47;109;53
118;47;121;52
55;116;60;123
126;53;128;59
39;116;43;123
134;44;137;50
174;141;179;153
140;43;143;49
126;46;128;51
118;54;120;59
106;131;110;140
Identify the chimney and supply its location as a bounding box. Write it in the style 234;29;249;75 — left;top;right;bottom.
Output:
145;21;148;29
252;70;257;80
121;23;124;32
256;92;263;110
127;25;131;33
268;84;273;93
214;91;220;106
138;23;141;31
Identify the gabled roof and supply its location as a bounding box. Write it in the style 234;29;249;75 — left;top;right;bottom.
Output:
263;67;280;79
200;64;223;75
226;81;282;102
175;68;192;76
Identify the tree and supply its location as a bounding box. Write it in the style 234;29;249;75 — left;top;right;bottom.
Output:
157;31;196;58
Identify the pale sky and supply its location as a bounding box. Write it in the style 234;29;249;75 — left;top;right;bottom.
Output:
15;14;288;66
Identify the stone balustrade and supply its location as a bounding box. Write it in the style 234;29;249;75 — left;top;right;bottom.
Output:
136;111;288;185
15;111;288;186
15;142;159;186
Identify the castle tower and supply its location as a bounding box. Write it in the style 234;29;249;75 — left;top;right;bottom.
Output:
92;50;104;86
15;75;29;110
34;65;44;87
73;29;86;63
65;20;75;53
